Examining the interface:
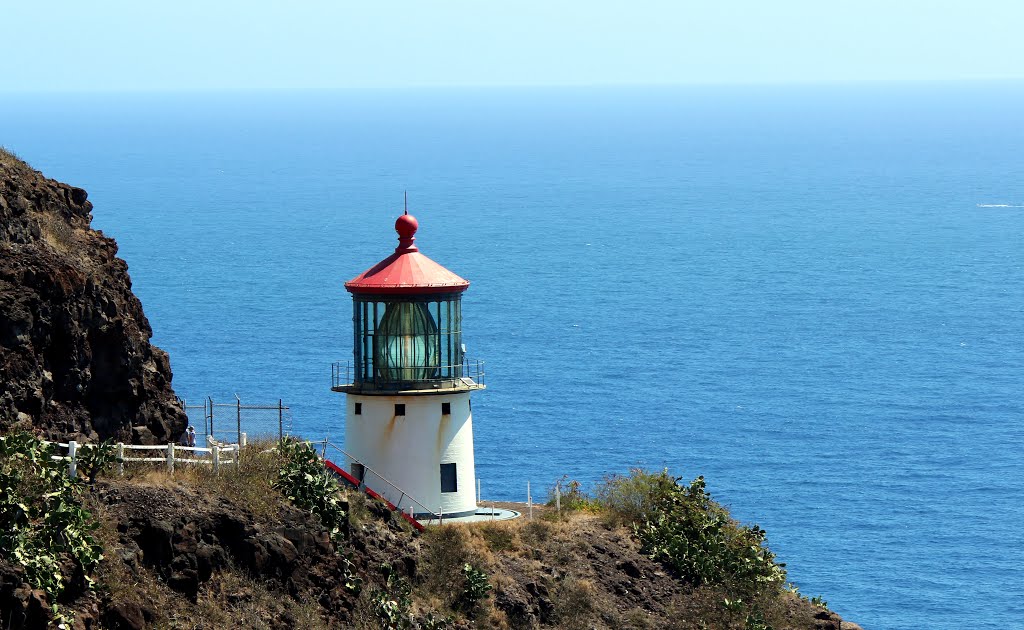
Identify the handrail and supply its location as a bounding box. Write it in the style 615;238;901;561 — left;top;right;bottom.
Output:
320;440;440;526
331;359;485;390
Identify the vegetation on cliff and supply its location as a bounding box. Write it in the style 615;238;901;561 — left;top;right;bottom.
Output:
1;434;850;629
0;433;105;628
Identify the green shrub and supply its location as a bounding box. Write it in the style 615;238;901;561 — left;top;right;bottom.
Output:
459;563;492;613
629;472;787;597
0;433;105;627
273;438;348;544
76;439;117;483
371;563;413;630
419;612;452;629
273;438;361;594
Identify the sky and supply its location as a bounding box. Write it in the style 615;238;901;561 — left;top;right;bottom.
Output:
2;1;1023;91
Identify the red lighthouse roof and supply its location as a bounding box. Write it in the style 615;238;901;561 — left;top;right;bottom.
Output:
345;212;470;295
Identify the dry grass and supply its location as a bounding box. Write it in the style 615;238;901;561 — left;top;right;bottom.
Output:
174;444;284;520
417;526;480;606
552;577;597;630
414;524;514;625
0;145;29;169
125;569;332;630
478;522;517;553
107;443;285;521
345;488;373;527
518;519;554;547
85;447;335;630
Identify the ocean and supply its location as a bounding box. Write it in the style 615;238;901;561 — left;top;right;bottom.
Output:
2;83;1022;629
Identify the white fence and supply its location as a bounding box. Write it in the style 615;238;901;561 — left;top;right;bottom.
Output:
48;434;245;478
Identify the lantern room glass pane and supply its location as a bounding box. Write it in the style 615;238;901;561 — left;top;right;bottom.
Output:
374;302;440;382
352;294;464;386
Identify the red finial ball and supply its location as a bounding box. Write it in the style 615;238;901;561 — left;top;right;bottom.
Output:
395;213;418;239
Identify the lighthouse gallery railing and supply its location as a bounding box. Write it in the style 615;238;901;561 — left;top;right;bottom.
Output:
331;359;485;390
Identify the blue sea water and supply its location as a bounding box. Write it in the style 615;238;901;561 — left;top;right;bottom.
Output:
2;83;1023;629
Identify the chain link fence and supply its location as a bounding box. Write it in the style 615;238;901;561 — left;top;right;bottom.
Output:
177;396;293;445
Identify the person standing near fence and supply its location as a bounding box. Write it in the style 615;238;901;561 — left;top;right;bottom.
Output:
180;426;196;447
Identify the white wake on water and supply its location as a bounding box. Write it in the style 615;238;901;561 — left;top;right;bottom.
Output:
976;203;1024;208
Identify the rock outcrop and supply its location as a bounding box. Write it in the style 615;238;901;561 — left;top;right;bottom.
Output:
0;149;185;443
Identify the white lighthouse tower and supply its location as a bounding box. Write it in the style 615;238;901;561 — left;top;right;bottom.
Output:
333;209;483;519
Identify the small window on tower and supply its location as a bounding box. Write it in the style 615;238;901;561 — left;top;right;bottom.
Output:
442;402;451;415
440;463;458;493
395;403;406;416
354;403;362;415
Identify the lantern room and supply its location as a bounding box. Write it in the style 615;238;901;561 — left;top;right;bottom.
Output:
337;212;484;393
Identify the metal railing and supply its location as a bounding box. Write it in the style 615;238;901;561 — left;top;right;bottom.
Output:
319;439;443;526
331;359;485;391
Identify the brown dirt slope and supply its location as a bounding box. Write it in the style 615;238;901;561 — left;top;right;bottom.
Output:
415;504;855;630
0;465;856;629
0;148;185;443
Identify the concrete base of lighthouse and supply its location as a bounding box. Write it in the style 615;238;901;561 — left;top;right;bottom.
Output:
344;391;477;519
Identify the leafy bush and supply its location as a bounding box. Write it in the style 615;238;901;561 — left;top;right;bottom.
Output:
76;439;117;483
273;438;348;544
623;471;786;596
273;439;362;594
0;433;104;627
419;612;452;629
372;563;413;630
459;563;492;613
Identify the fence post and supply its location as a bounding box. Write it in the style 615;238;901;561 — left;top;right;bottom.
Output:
556;482;561;516
240;433;247;448
68;440;78;479
278;399;283;440
167;443;175;474
116;442;124;476
528;481;532;520
236;395;242;445
439;503;443;525
208;397;214;440
213;445;220;475
321;439;328;458
477;478;481;505
232;445;238;467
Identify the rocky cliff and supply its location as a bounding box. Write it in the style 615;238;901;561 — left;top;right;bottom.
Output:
0;148;186;443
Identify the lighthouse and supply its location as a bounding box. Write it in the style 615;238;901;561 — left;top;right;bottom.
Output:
333;209;483;519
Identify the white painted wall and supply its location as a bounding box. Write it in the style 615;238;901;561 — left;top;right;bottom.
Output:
344;392;477;516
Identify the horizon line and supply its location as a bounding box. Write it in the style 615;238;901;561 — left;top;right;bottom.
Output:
2;77;1024;95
